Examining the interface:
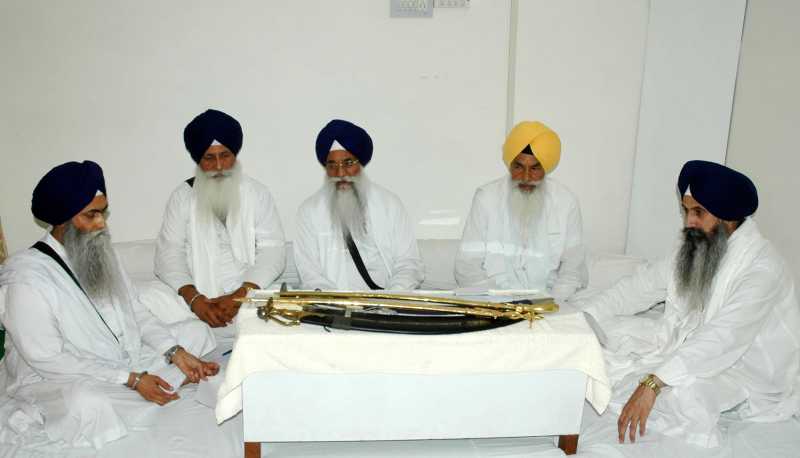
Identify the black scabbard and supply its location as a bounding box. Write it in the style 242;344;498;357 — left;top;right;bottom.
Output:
300;308;521;334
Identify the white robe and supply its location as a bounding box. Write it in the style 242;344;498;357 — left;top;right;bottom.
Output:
455;176;587;299
294;181;424;290
0;234;216;448
581;219;800;447
154;175;286;343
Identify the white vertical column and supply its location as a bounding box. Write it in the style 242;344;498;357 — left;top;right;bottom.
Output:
512;0;649;254
625;0;746;260
505;0;519;134
727;0;800;289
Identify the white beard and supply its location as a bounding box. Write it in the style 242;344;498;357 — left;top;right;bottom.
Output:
63;223;128;305
508;177;546;243
194;160;242;226
326;172;369;239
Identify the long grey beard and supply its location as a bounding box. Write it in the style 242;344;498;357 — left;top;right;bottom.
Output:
508;178;545;243
326;174;368;240
63;223;128;305
194;160;242;226
674;224;729;311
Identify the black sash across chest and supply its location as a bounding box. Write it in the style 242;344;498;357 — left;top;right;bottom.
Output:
343;230;383;290
31;241;120;344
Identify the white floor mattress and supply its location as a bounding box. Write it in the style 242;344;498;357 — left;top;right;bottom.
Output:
2;383;799;458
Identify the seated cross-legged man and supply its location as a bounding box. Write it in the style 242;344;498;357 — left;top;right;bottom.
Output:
0;161;218;449
294;119;424;291
155;109;286;350
455;120;587;301
580;160;800;447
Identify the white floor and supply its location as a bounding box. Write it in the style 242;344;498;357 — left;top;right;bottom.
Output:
256;406;800;458
3;385;799;458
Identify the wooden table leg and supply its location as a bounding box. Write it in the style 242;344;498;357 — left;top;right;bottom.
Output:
558;434;578;455
244;441;261;458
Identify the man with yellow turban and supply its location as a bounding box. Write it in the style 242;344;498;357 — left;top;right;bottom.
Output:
455;121;587;300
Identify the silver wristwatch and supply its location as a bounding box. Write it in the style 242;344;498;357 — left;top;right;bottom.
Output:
164;344;182;364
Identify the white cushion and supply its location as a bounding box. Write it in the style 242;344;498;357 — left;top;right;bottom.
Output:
418;239;460;290
273;241;301;288
113;239;647;305
114;239;158;282
585;252;648;290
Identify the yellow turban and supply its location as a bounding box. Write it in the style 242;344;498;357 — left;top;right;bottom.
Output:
502;121;561;173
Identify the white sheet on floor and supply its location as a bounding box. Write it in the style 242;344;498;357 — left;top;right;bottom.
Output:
4;397;800;458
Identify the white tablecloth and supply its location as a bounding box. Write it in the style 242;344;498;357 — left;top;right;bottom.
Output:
215;302;610;423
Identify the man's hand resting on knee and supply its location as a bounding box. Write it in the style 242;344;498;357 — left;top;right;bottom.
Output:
171;348;220;384
128;372;179;405
617;374;664;443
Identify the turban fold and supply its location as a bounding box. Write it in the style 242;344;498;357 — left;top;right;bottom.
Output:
32;161;106;226
183;109;243;163
315;119;373;166
678;160;758;221
502;121;561;173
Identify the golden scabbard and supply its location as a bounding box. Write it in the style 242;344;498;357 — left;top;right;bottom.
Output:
239;290;558;328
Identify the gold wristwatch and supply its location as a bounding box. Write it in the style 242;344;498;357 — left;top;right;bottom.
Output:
639;373;662;395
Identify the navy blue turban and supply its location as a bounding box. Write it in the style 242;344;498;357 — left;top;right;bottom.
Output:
183;109;243;163
678;160;758;221
32;161;106;226
315;119;373;166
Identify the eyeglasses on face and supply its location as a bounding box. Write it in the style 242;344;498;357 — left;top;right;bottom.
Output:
325;158;360;171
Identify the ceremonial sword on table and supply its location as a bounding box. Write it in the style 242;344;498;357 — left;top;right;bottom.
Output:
236;290;558;334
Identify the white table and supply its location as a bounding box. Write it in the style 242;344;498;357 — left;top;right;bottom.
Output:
216;302;610;457
241;369;587;457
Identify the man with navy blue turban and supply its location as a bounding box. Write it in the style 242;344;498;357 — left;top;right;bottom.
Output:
579;161;800;448
295;119;423;290
183;109;244;163
0;161;218;448
155;109;286;350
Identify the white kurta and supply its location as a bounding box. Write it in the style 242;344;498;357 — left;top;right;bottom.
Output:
455;176;587;299
581;219;800;447
0;234;216;448
294;181;424;290
155;175;286;296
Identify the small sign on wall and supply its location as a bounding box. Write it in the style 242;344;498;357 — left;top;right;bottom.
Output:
390;0;433;17
390;0;469;17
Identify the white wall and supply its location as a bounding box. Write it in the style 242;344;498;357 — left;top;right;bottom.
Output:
0;0;655;255
1;0;753;264
513;0;648;254
727;0;800;288
0;0;511;251
625;0;747;260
